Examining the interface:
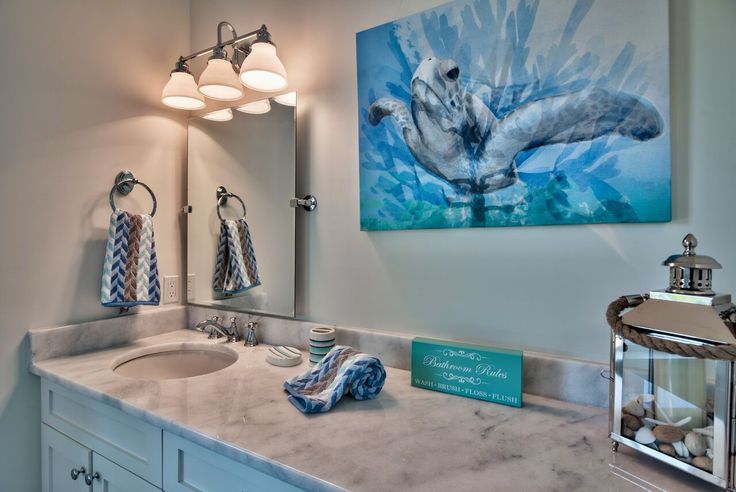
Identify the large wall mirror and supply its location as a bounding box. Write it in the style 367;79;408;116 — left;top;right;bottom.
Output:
187;100;296;317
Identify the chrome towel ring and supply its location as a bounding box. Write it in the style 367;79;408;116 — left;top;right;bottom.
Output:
108;170;158;217
216;186;247;221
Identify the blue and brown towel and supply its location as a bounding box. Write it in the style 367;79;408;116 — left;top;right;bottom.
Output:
283;346;387;413
101;210;160;307
213;218;261;294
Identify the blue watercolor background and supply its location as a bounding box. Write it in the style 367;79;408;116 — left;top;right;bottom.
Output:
356;0;671;230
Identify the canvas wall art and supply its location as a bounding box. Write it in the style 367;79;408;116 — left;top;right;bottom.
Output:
356;0;671;231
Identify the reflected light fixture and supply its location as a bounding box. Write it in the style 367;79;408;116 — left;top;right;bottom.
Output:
161;60;206;110
273;92;297;107
236;99;271;114
161;22;288;111
202;108;233;122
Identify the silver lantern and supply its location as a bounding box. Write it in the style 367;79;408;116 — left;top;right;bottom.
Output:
609;234;736;489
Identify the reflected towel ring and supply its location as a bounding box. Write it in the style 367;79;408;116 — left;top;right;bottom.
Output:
108;170;157;217
216;185;247;221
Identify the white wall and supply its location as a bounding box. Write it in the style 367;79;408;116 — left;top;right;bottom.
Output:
190;0;736;363
0;1;189;490
0;1;732;488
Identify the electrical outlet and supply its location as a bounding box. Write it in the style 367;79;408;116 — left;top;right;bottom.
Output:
164;275;179;304
187;274;195;301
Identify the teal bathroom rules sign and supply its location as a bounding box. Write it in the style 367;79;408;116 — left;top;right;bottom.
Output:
411;338;522;408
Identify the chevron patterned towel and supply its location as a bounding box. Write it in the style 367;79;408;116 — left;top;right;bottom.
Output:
101;210;160;307
283;346;387;413
213;218;261;295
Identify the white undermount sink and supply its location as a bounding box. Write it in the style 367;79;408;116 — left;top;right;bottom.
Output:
112;343;238;380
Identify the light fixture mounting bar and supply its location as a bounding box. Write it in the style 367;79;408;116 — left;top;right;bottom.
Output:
179;24;270;63
160;21;286;110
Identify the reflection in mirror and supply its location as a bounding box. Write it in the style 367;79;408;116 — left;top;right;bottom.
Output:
187;102;295;317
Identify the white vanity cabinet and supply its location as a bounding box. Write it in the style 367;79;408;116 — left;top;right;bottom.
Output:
89;453;161;492
163;432;302;492
40;379;307;492
42;425;158;492
41;380;163;488
41;424;90;492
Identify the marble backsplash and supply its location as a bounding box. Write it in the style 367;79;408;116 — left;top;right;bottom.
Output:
29;306;187;361
188;305;610;407
29;304;609;407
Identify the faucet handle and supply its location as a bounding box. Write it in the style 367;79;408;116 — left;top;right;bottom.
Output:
227;317;240;343
244;321;258;347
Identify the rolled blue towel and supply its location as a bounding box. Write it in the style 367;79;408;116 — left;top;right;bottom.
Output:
283;346;387;413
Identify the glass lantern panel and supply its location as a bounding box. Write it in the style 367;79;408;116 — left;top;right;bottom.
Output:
621;342;715;471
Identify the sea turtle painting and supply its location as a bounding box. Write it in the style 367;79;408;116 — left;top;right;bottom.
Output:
357;0;671;230
369;57;663;195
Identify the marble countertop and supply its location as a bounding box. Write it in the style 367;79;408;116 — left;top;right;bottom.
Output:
30;330;719;491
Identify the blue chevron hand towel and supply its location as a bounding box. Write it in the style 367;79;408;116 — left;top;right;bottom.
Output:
283;346;387;413
213;218;261;294
101;210;160;307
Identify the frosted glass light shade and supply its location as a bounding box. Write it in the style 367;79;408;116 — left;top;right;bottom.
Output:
236;99;271;114
273;92;297;107
198;59;243;101
202;108;233;122
161;72;206;110
239;42;288;92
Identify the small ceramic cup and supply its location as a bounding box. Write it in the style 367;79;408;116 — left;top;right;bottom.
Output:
309;327;336;365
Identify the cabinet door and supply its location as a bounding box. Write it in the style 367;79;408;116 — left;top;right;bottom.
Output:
42;424;92;492
90;453;160;492
41;380;163;487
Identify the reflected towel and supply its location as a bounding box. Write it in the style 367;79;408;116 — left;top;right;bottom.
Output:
213;218;261;294
101;210;160;307
283;346;387;413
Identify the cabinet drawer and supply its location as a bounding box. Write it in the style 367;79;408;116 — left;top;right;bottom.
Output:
41;379;162;487
163;431;303;492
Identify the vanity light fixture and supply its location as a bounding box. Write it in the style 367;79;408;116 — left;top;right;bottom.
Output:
161;22;288;110
273;92;297;107
161;60;206;110
239;38;288;91
202;108;234;122
197;22;243;100
198;59;243;101
236;98;271;114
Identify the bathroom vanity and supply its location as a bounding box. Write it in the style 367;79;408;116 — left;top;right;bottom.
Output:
40;378;302;491
30;320;720;492
34;330;329;492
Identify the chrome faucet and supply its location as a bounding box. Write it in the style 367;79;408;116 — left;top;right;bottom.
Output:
194;316;240;343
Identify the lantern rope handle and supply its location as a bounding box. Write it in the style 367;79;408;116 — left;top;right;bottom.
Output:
607;296;736;360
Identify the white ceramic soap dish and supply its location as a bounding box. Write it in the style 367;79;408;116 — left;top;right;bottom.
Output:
266;346;303;367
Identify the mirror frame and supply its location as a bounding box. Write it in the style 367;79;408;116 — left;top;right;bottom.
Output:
186;97;297;319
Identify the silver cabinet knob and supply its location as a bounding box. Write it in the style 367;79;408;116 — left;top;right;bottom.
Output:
70;466;85;480
84;472;100;485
